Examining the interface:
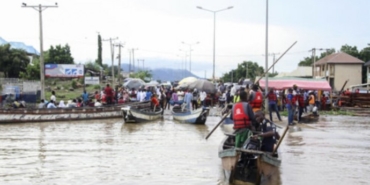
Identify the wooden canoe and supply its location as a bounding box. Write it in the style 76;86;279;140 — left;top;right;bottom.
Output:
121;103;163;123
171;106;210;124
219;133;281;185
0;105;123;124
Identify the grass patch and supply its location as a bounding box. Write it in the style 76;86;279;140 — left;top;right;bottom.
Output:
44;79;103;101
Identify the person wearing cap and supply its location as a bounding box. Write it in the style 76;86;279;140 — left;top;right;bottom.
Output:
267;88;282;122
230;91;257;147
253;111;280;152
249;84;264;113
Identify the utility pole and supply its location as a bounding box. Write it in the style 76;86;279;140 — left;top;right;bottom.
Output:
114;42;124;82
309;48;329;78
129;48;138;72
128;49;132;73
137;59;145;70
245;62;249;79
182;41;199;73
103;37;118;85
22;2;58;100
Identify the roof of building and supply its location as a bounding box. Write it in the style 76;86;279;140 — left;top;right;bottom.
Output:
364;61;370;66
275;66;312;77
315;52;364;65
259;77;331;91
0;37;39;55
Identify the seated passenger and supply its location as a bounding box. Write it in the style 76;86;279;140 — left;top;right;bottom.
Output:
94;99;103;107
47;100;57;109
38;99;45;109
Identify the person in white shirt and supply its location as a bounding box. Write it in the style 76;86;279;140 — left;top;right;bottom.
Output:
177;90;185;104
94;99;103;107
50;91;56;102
199;90;207;107
230;85;237;102
140;89;146;102
58;100;66;108
38;99;46;109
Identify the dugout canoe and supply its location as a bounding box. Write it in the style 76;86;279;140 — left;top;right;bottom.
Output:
219;133;281;185
121;104;163;123
0;105;124;123
171;106;209;124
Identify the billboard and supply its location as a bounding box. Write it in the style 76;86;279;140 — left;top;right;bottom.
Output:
45;64;84;78
85;77;100;85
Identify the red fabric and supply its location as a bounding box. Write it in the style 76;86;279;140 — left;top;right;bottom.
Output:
118;99;125;104
259;78;332;91
250;91;263;109
233;103;251;129
294;94;305;107
268;92;277;101
104;87;114;97
151;97;159;106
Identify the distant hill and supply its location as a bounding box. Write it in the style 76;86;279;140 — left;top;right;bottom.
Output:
119;64;200;81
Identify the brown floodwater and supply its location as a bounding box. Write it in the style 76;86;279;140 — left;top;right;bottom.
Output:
0;110;369;185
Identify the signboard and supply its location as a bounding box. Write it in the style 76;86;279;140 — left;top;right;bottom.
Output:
45;64;84;78
85;77;100;85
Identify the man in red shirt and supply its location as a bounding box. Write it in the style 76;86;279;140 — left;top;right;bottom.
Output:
104;84;114;105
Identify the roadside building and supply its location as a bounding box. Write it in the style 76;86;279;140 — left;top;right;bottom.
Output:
313;52;364;91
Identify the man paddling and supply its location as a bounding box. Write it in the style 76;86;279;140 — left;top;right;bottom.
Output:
253;111;280;153
230;91;257;147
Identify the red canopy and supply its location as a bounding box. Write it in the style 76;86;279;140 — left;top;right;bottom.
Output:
259;77;332;91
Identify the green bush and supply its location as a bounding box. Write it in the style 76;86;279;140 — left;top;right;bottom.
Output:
93;85;101;90
71;79;78;89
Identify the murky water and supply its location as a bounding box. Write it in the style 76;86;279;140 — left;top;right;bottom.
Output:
0;110;369;185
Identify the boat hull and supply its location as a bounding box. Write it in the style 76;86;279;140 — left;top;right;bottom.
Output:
0;106;123;124
121;106;162;123
171;107;209;124
219;135;281;185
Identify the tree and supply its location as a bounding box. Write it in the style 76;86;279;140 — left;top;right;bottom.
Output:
221;61;264;82
19;57;40;80
130;70;152;82
359;44;370;83
298;48;335;66
95;34;102;66
0;44;30;78
45;44;74;64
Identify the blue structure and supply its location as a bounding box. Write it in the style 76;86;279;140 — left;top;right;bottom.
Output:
0;37;39;55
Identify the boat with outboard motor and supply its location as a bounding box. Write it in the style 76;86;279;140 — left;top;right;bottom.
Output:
219;132;281;185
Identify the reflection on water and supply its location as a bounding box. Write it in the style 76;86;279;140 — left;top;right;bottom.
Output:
0;114;369;184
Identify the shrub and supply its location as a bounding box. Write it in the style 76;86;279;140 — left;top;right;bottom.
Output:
71;79;78;89
93;85;101;90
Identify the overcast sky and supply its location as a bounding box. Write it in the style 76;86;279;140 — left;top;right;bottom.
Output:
2;0;370;78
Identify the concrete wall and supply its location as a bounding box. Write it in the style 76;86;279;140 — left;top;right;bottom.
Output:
334;64;362;91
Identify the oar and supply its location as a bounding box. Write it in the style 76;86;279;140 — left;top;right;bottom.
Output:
272;125;289;154
205;112;230;140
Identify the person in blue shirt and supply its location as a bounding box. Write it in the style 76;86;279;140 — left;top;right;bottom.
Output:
145;89;152;101
183;89;193;111
82;90;89;106
286;88;294;125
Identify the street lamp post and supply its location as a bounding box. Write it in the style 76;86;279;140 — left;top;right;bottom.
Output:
22;2;58;100
265;0;269;112
197;6;233;83
182;41;199;73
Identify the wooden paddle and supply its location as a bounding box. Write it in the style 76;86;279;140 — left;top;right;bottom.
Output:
272;125;289;154
205;112;230;140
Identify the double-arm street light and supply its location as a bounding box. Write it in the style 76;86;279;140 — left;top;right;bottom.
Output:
197;6;233;83
22;2;58;99
181;41;199;73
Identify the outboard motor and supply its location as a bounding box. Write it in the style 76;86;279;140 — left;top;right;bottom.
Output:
233;137;261;184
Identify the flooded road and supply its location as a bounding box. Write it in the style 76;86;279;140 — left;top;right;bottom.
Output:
0;111;369;185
